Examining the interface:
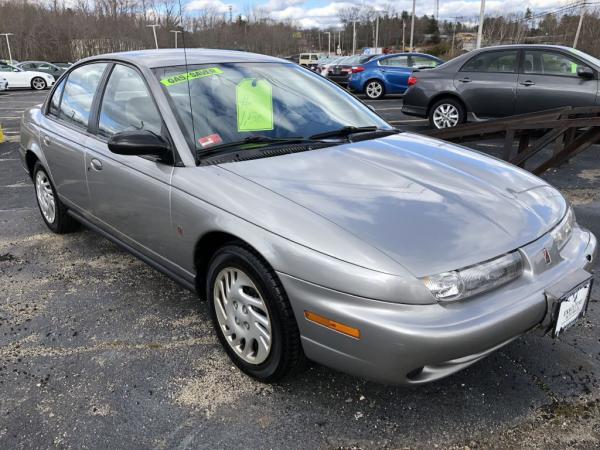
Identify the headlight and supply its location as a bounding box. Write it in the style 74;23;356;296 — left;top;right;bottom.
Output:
550;206;575;250
422;251;523;302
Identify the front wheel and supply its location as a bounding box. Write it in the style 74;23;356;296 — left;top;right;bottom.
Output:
206;245;305;382
429;98;466;129
31;77;47;90
364;80;385;99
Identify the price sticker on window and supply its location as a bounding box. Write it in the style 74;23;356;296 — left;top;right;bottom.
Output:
236;78;274;132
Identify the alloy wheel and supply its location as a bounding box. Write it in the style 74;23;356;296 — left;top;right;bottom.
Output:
213;267;272;365
32;77;46;90
432;103;460;129
35;170;56;224
366;81;383;99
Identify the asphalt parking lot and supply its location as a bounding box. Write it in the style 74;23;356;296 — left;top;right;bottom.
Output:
1;89;599;449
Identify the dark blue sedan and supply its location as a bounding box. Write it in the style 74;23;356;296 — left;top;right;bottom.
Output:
348;53;444;99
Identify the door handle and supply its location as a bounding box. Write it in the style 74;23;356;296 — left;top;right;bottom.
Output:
42;135;51;146
519;80;535;86
458;77;471;83
89;158;103;171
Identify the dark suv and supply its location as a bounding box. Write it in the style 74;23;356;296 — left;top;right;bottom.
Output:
402;45;600;129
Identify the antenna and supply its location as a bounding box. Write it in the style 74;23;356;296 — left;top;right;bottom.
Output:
177;0;198;163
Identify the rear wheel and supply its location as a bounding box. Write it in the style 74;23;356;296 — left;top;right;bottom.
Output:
429;98;466;129
33;162;79;233
31;77;47;90
364;79;385;99
206;244;305;382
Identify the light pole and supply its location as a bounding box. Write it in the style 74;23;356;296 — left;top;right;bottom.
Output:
0;33;14;62
410;0;416;51
352;20;357;55
170;30;182;48
325;31;331;56
374;15;379;50
147;24;159;50
476;0;486;49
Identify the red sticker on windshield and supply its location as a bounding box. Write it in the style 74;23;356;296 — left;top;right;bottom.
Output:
199;133;222;148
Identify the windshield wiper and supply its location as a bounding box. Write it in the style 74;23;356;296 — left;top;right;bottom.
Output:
309;126;397;140
196;135;312;159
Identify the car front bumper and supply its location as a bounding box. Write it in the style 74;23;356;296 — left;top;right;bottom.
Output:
279;226;597;385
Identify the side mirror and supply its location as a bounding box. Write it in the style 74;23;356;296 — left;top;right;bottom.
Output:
577;66;594;79
108;130;170;158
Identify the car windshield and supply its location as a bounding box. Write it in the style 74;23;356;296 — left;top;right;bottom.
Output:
155;62;391;153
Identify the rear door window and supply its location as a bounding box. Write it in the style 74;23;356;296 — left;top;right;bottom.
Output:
380;56;409;67
461;50;518;73
59;63;107;130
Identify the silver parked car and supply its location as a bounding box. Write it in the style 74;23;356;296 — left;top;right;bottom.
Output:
20;50;597;384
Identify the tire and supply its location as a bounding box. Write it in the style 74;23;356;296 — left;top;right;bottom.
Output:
31;77;47;90
206;244;305;382
428;97;466;129
364;79;385;99
33;162;79;233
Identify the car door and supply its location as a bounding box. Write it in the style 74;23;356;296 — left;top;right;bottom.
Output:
0;65;26;87
84;63;176;262
454;49;519;117
515;49;599;114
38;63;108;211
378;55;411;93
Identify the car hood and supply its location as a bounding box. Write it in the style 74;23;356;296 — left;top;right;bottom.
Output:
223;133;566;277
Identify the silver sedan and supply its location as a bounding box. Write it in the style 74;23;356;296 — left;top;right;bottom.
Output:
19;49;597;384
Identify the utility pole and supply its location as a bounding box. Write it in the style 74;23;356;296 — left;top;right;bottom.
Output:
410;0;416;51
228;5;233;23
147;24;159;49
170;30;182;48
0;33;13;62
476;0;486;49
375;15;379;50
352;21;357;55
325;31;331;56
574;1;586;48
451;21;457;57
435;0;439;21
402;20;406;52
338;30;341;54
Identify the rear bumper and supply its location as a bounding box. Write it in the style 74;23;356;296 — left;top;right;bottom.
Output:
280;226;597;385
328;75;349;85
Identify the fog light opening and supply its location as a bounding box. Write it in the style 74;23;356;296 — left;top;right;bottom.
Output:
406;366;424;380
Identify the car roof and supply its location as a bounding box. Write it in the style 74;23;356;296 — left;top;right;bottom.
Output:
79;49;289;69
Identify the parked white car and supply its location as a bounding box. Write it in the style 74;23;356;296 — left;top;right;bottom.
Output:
0;76;7;91
0;63;55;90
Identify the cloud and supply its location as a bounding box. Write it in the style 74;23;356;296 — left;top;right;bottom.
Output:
186;0;232;14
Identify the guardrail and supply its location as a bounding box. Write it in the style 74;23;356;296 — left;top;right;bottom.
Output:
422;106;600;175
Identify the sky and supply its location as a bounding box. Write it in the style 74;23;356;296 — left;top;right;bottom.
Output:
182;0;580;29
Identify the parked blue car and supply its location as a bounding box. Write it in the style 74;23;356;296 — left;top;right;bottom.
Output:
348;53;444;99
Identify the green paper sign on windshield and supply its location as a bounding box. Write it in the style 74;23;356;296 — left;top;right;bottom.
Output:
236;78;274;132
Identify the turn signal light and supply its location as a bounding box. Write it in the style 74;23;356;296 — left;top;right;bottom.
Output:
351;66;365;73
408;76;418;86
304;311;361;339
